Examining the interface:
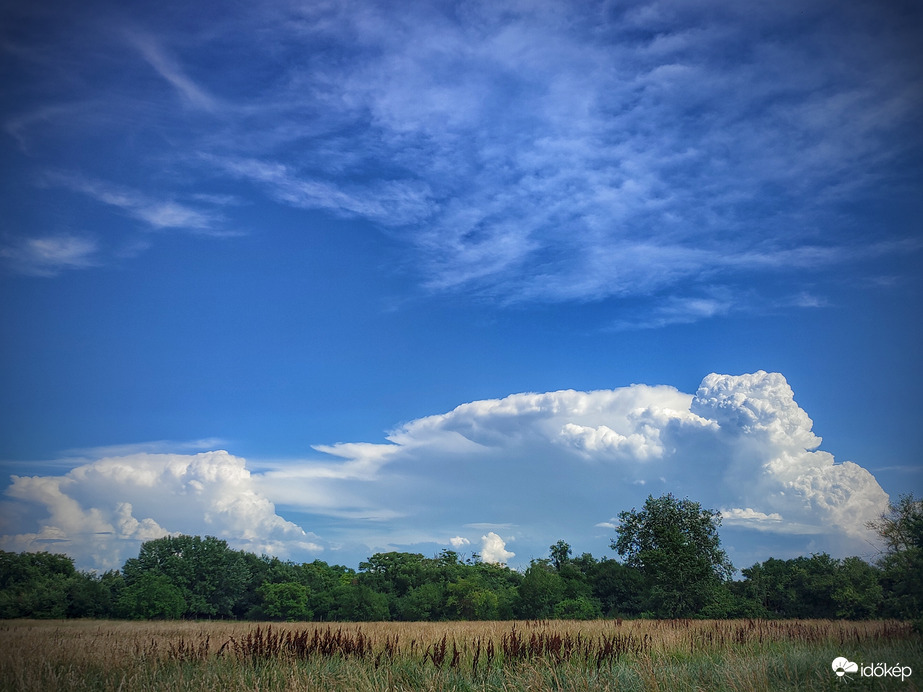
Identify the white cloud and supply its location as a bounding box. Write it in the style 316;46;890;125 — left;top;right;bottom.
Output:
0;372;891;570
41;172;225;234
480;532;514;565
0;451;316;570
127;32;219;111
449;536;470;548
609;294;736;331
0;234;98;276
723;508;783;522
63;438;228;458
201;154;434;227
257;371;886;566
559;422;664;461
721;507;784;531
9;0;919;311
213;0;918;308
322;372;884;555
690;371;890;539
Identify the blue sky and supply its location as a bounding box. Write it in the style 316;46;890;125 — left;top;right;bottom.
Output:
1;0;921;572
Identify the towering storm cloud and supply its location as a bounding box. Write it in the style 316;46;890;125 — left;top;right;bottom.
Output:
1;372;888;571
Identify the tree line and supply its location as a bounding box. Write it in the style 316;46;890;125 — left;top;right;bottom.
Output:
2;493;919;623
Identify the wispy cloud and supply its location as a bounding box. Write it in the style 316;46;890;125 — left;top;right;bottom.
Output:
609;293;735;331
0;234;98;276
62;439;229;458
5;0;921;315
195;0;919;309
126;32;220;112
203;155;434;227
41;171;231;235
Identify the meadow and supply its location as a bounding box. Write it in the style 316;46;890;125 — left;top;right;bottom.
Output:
1;618;919;691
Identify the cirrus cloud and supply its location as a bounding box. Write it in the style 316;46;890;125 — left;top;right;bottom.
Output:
0;234;98;277
5;0;920;318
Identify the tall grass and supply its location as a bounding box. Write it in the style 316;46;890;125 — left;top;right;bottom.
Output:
1;619;919;691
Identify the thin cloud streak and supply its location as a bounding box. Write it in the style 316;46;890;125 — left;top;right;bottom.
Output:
40;171;233;236
4;0;919;319
0;234;98;276
126;31;220;112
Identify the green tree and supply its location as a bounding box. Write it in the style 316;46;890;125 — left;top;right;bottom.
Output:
117;572;185;620
359;552;428;597
0;551;75;618
0;551;127;619
358;551;430;617
396;582;446;621
328;582;390;621
122;535;249;618
788;553;840;618
834;556;882;619
737;553;880;619
446;575;506;620
66;569;122;618
612;494;733;617
868;493;923;620
517;560;565;619
549;540;572;571
586;558;645;617
553;596;602;620
234;552;280;619
259;581;312;621
469;561;521;620
300;561;356;621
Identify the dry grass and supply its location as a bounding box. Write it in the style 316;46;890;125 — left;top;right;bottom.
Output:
1;618;919;691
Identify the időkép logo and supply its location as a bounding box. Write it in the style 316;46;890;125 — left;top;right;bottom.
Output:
832;656;912;682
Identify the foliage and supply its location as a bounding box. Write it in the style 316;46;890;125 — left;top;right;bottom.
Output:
868;492;923;622
612;493;733;617
735;553;885;620
117;572;185;620
517;560;565;619
327;582;390;621
0;551;122;619
258;581;313;621
549;540;572;571
586;558;646;616
3;493;920;622
395;581;446;621
121;534;249;619
553;596;601;619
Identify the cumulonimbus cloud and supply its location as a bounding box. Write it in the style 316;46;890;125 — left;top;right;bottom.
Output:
689;371;889;539
267;371;887;559
0;372;890;570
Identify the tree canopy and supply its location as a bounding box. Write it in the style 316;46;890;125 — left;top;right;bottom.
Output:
1;493;916;623
867;492;923;621
612;493;733;617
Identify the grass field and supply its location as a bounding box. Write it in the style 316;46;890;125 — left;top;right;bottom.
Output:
1;618;919;691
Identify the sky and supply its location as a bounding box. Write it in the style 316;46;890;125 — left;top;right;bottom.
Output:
1;0;921;574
